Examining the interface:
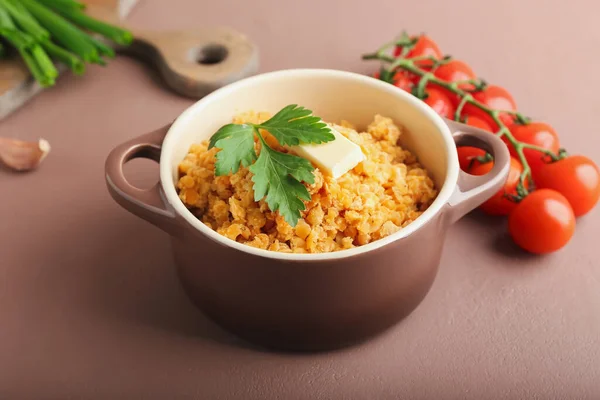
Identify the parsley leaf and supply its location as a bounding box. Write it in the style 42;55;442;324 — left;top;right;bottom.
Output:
256;104;335;146
208;124;256;175
249;135;315;226
208;104;334;226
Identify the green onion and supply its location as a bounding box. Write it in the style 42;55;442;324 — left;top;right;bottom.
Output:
0;0;49;40
30;42;57;77
0;0;132;87
20;0;99;62
1;28;34;50
37;0;85;11
41;39;84;74
2;29;58;84
0;3;16;30
19;47;54;86
0;5;34;50
47;5;133;46
85;35;115;58
1;5;57;85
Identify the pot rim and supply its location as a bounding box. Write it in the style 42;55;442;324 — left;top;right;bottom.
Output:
160;68;459;261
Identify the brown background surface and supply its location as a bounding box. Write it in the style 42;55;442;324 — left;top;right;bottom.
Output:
1;0;599;399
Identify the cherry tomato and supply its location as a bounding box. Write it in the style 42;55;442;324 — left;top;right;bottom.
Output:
508;189;575;254
434;60;475;83
432;60;476;104
534;155;600;217
423;87;455;119
394;69;422;86
392;71;414;92
462;85;517;129
506;122;560;177
394;35;442;67
456;116;494;171
457;147;486;171
373;70;418;92
463;115;494;132
473;85;516;110
469;157;493;174
470;157;526;216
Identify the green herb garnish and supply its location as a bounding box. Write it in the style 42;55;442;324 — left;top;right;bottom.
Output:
208;105;335;226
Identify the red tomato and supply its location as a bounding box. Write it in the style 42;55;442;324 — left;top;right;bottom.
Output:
394;35;442;68
434;60;475;83
469;158;493;174
462;85;517;129
469;157;526;216
506;122;560;177
456;116;494;171
534;155;600;217
473;85;516;109
457;116;492;172
457;147;487;171
463;115;494;132
392;71;414;92
423;87;455;118
508;189;575;254
394;69;423;86
432;60;476;104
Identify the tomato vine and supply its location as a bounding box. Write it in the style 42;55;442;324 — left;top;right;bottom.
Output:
362;34;567;201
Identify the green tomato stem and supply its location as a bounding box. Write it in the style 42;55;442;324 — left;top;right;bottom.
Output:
454;94;471;121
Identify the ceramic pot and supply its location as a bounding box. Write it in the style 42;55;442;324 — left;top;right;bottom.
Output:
105;69;509;351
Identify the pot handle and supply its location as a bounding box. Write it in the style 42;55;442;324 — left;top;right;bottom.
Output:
105;124;179;235
445;119;511;223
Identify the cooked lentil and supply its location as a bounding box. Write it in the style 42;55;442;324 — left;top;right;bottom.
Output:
176;111;438;253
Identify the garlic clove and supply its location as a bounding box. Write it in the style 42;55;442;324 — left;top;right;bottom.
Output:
0;137;51;172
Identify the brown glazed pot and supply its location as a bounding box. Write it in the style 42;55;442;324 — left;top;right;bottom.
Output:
105;69;510;351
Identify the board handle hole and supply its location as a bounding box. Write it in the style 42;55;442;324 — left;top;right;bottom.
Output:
196;44;228;65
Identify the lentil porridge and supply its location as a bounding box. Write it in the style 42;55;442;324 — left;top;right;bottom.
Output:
176;111;438;253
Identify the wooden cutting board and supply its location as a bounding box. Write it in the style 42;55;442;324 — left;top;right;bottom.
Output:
0;0;259;121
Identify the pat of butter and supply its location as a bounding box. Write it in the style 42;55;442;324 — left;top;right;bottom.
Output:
291;125;365;179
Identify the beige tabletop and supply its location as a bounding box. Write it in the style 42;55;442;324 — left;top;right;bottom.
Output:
1;0;600;398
